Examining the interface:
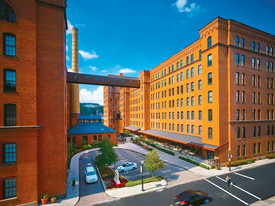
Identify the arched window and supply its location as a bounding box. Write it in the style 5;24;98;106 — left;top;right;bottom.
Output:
241;38;245;48
257;43;260;52
0;0;16;22
207;36;212;48
235;36;239;46
252;41;255;51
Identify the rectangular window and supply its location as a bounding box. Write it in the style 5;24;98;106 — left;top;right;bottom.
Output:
187;125;190;133
3;178;16;199
208;72;212;85
191;125;194;134
198;95;202;105
253;126;256;138
3;33;16;56
191;67;194;77
236;54;239;65
198;80;202;90
237;145;240;157
4;69;16;92
242;145;246;157
208;127;212;139
242;127;246;139
236;109;240;120
199;126;202;135
258;126;261;137
198;65;202;74
252;58;255;69
208;91;212;103
191;111;194;120
4;104;16;126
258;142;261;154
3;143;16;163
253;143;256;155
186;69;189;79
199;110;202;120
241;55;245;66
237;127;240;139
208;54;212;66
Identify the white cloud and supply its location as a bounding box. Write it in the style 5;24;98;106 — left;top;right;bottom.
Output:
80;87;103;105
67;65;72;72
101;70;107;73
76;23;85;27
89;66;97;72
67;20;73;35
118;68;136;74
66;45;68;52
172;0;202;16
79;50;99;60
66;55;70;61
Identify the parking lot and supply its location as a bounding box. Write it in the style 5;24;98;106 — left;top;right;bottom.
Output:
114;148;186;182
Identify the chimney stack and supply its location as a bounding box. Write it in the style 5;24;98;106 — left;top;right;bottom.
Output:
71;27;80;114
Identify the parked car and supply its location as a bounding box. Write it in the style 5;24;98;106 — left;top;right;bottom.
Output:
173;189;211;205
116;162;137;172
85;166;98;184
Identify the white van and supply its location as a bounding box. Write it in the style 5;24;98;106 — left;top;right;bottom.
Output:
85;166;98;184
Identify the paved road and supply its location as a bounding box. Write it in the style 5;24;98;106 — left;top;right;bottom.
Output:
115;148;186;181
76;150;115;206
94;163;275;206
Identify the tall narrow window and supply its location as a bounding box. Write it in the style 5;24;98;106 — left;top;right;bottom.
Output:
252;57;255;69
208;127;213;139
236;90;240;103
191;54;194;63
4;104;16;126
257;43;260;52
235;36;239;47
237;127;240;139
271;47;273;56
236;54;239;65
198;80;202;90
241;38;245;48
257;58;260;70
3;33;16;56
242;145;246;157
208;54;212;66
0;1;16;22
4;69;16;92
241;73;245;85
208;91;212;103
180;60;183;68
252;41;255;51
236;72;239;84
199;110;202;120
253;126;256;137
208;109;212;121
199;126;202;135
258;142;261;153
198;95;202;105
199;49;201;60
207;36;212;48
242;127;246;139
266;46;269;55
191;67;194;77
208;72;212;85
237;145;240;157
186;56;189;65
266;61;269;71
198;65;202;74
241;55;245;66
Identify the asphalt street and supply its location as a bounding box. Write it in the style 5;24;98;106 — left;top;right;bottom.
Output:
95;162;275;206
115;148;186;181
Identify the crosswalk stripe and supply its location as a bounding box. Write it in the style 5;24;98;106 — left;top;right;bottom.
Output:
233;172;255;180
204;178;249;205
216;176;261;200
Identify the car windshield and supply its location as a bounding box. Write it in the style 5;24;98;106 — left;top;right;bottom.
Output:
87;171;96;176
122;164;127;167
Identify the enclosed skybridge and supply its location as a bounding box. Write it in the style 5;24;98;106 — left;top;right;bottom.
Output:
67;72;140;88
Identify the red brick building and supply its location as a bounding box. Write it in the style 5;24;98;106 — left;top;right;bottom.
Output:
0;0;68;205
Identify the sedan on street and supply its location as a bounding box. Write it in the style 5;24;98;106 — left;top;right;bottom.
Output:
173;189;211;206
117;162;137;173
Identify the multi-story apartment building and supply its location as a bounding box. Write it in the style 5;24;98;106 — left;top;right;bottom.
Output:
0;0;67;204
122;17;275;163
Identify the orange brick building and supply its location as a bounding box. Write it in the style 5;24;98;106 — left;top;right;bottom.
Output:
0;0;68;205
120;17;275;163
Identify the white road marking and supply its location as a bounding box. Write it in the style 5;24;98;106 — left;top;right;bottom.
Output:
216;176;261;200
233;172;255;180
204;178;249;205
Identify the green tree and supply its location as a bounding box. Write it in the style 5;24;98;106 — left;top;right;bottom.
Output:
124;130;131;137
96;138;118;166
67;143;79;168
144;150;164;177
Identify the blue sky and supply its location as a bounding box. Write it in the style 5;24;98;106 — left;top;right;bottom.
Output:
66;0;275;105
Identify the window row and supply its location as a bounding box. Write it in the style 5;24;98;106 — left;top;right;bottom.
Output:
235;36;273;56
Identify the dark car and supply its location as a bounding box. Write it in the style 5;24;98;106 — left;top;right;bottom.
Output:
174;189;211;206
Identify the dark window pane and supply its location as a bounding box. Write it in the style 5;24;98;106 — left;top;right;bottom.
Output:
4;104;16;126
4;69;16;92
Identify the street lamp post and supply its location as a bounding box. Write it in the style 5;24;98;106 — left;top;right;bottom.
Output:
141;160;144;191
228;149;232;171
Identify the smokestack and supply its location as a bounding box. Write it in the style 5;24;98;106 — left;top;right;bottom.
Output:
71;27;80;113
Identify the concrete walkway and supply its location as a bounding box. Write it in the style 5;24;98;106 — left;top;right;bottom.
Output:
52;142;275;205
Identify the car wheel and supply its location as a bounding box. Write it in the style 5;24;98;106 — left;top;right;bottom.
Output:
204;199;210;204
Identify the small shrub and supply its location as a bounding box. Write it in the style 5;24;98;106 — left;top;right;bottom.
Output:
231;160;247;167
147;148;153;151
266;154;275;159
97;165;115;179
83;144;93;150
246;159;255;164
199;163;210;170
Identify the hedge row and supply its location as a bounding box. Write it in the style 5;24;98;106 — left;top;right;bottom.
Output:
266;154;275;159
125;176;163;187
138;138;175;156
231;158;256;167
178;156;210;170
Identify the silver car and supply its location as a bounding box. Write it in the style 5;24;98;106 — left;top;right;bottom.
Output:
117;162;137;172
85;166;98;183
